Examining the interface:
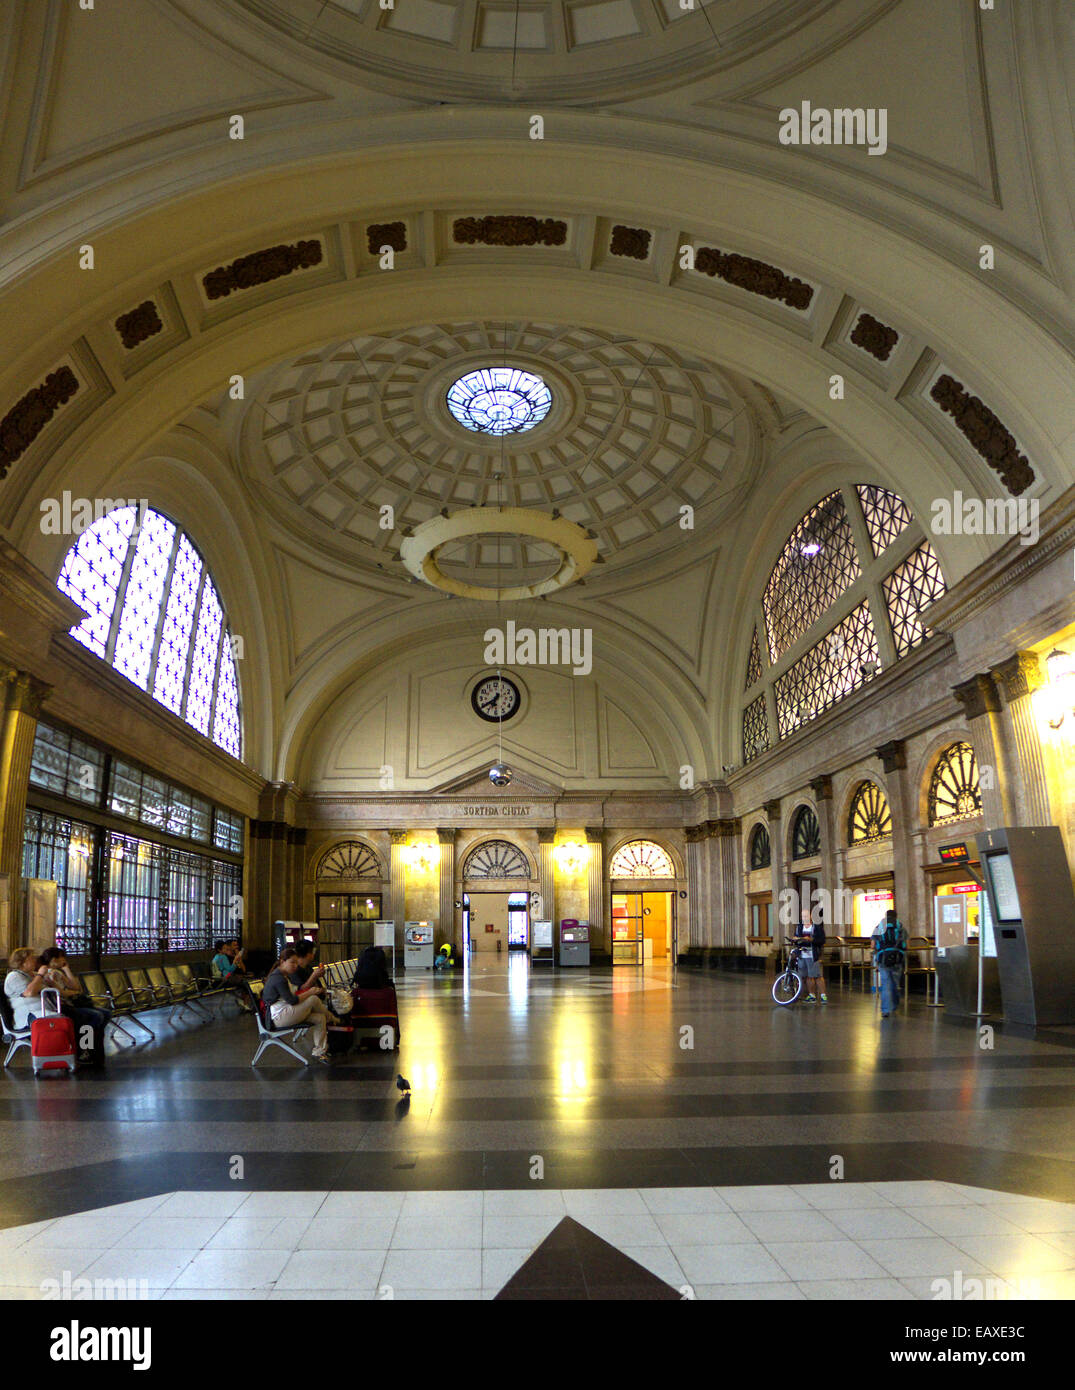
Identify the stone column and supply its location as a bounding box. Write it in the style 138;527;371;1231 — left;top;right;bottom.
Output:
0;670;49;953
951;674;1013;828
389;831;409;950
810;775;836;925
875;739;921;935
685;824;709;951
991;652;1051;826
710;819;741;948
765;799;786;933
537;828;556;931
437;828;456;950
585;826;605;955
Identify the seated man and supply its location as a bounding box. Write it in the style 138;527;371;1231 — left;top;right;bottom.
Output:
4;946;108;1068
39;946;95;1008
212;939;254;1012
292;940;328;998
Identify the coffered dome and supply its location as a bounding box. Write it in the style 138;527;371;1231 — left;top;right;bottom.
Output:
241;321;754;583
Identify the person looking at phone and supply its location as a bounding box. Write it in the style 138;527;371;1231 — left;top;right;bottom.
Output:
262;947;330;1063
292;940;327;999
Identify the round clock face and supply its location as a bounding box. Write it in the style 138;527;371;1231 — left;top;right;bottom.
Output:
471;675;521;722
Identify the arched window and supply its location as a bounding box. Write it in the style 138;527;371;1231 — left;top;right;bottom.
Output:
609;840;675;878
741;484;946;760
928;743;982;827
57;507;241;758
749;823;771;870
791;805;821;860
318;841;381;879
463;840;530;878
848;782;892;845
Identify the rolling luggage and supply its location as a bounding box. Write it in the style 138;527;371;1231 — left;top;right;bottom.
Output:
31;988;77;1075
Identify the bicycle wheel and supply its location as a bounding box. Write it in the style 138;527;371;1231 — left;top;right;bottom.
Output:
772;970;803;1006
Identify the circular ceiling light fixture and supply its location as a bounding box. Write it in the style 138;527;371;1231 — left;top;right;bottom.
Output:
446;367;552;435
400;507;599;600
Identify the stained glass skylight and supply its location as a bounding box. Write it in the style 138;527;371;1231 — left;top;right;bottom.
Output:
446;366;552;435
57;508;242;759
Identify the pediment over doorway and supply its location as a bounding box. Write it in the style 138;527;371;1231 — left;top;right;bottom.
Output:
429;764;564;799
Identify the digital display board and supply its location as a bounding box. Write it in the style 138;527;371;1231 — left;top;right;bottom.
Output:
938;842;970;864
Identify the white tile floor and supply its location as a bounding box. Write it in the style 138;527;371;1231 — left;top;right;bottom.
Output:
1;1181;1073;1300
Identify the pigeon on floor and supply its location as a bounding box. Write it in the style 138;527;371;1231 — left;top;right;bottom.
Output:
396;1074;411;1095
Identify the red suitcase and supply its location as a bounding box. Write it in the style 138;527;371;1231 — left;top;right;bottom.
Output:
31;988;77;1075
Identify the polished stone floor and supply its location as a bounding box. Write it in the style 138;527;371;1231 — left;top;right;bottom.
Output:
2;955;1073;1300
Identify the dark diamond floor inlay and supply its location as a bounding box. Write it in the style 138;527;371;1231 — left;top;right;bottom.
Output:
494;1216;680;1300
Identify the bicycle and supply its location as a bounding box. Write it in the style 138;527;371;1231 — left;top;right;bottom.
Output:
771;937;808;1006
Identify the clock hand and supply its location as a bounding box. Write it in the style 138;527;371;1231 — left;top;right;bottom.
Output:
479;693;502;711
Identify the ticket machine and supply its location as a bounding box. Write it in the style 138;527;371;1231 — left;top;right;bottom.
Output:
558;919;590;967
403;921;435;970
976;826;1075;1027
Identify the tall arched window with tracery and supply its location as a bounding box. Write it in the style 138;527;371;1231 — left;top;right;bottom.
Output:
609;840;675;878
848;781;892;845
741;484;946;760
56;507;242;758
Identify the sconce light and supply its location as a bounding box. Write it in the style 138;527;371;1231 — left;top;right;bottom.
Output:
554;841;589;874
1044;648;1075;730
406;842;438;873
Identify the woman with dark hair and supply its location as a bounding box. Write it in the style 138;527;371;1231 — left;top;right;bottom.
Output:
262;947;330;1062
353;946;390;990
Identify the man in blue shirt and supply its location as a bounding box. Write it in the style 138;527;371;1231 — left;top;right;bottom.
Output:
872;909;907;1018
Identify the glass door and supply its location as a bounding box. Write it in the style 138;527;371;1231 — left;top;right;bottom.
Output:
508;891;529;949
611;892;644;965
316;893;382;958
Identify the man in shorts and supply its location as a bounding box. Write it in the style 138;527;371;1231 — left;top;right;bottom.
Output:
795;906;828;1003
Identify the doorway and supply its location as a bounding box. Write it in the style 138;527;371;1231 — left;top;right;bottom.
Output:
463;891;529;955
611;891;675;965
316;892;382;956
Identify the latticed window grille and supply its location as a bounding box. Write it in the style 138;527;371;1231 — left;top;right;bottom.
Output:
857;484;914;557
102;833;165;954
58;508;241;759
762;491;860;661
882;542;947;659
745;627;762;689
22;810;95;955
749;823;771;869
773;601;880;738
28;723;105;807
609;840;675;878
848;781;893;844
928;742;982;827
318;840;382;879
210;859;243;941
463;840;530;878
742;695;770;763
791;805;821;860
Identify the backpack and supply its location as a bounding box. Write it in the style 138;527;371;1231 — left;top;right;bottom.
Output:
878;922;904;969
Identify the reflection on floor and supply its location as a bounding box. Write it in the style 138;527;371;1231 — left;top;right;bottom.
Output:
2;955;1074;1300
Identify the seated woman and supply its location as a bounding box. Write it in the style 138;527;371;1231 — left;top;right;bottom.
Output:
262;947;330;1063
3;946;109;1068
353;946;390;990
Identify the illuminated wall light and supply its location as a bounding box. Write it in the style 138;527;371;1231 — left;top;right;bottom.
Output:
554;841;589;874
1043;648;1075;731
406;842;438;873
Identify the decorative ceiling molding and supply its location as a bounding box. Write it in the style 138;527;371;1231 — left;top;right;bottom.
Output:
114;301;163;352
929;374;1035;498
0;366;78;476
202;238;323;300
453;216;568;247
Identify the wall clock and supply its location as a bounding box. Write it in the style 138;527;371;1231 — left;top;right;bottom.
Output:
471;674;521;722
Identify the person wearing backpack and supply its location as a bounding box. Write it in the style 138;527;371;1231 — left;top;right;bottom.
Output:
871;909;907;1018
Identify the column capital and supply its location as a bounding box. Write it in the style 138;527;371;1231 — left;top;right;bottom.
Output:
2;669;50;718
684;823;708;843
763;799;782;822
536;827;557;843
584;826;604;844
990;651;1043;703
951;673;1001;720
436;828;456;844
874;739;907;773
389;830;410;845
809;775;833;802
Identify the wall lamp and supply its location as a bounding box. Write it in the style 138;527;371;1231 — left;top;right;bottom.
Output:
405;842;438;873
554;841;589;874
1044;648;1075;730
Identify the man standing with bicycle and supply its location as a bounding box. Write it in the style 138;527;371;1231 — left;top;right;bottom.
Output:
872;908;907;1017
796;904;827;1004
